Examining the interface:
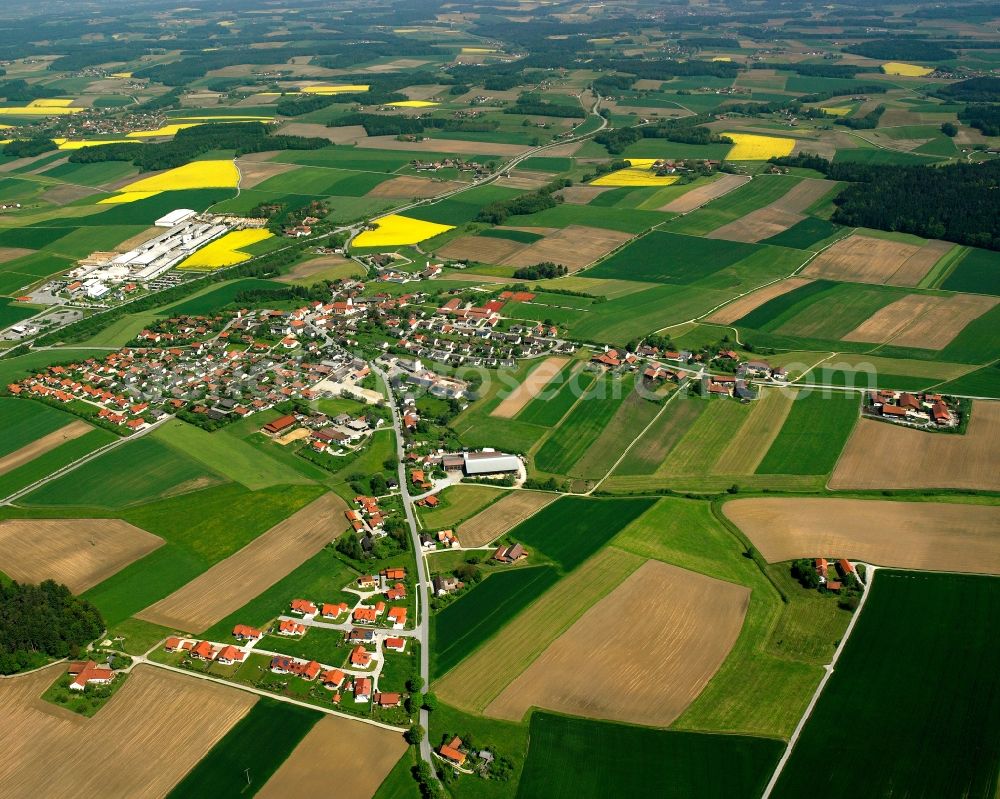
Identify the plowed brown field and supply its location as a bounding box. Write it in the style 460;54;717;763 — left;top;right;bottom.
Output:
457;490;560;547
485;559;749;725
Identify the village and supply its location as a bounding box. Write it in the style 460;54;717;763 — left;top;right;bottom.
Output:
864;389;961;429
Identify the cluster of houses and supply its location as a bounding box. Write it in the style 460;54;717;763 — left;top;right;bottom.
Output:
345;494;392;536
5;317;379;429
865;390;957;428
410;157;492;177
164;636;248;666
383;356;470;401
421;527;461;550
262;407;381;454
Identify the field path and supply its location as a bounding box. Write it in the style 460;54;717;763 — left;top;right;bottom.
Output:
761;565;877;798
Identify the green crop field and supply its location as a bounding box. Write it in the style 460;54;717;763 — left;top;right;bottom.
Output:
405;186;523;226
153;419;312;491
432;565;559;678
0;398;80;458
517;712;783;799
517;368;594;427
84;483;324;625
764;217;844;250
534;374;634;474
668;175;802;236
756;391;858;475
771;283;909;341
833;148;943;166
201;545;356;640
418;484;504;529
509;495;655;572
587;231;759;284
159;278;288;316
478;228;544;243
0;428;116;500
21;436;228;509
166;699;321;798
773;570;1000;799
0;298;35;327
940;247;1000;296
505;202;669;233
936;364;1000;398
735;279;838;330
612;394;706;475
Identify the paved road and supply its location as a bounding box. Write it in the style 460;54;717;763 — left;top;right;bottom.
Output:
373;364;434;770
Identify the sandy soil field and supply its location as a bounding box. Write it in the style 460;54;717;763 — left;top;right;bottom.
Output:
366;175;465;199
0;247;35;264
725;497;1000;574
890;293;998;350
660;174;752;213
485;559;749;726
235;158;297;188
492;357;569;418
502;225;632;272
114;227;162;252
257;715;406;797
0;518;163;593
542;141;584;157
830;402;1000;491
0;420;91;477
712;388;796;474
495;170;555;190
437;235;526;264
457;491;559;548
841;294;946;344
708;206;804;243
137;493;347;632
888;239;954;286
768;179;839;213
356;134;529;156
42;183;100;206
436;547;643;712
0;665;256;799
802;234;944;286
557;185;613;204
706;277;814;324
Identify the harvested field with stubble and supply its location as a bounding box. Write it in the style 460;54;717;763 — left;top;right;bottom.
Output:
0;519;162;593
802;234;949;286
830;402;1000;491
502;225;633;272
491;356;569;418
234;158;296;188
485;559;749;726
437;234;526;264
706;179;839;243
435;547;644;712
712;389;796;474
0;420;91;476
137;493;347;632
276;122;366;143
0;665;256;799
366;174;464;199
257;714;406;797
842;293;998;348
558;185;613;204
707;278;814;325
725;498;1000;575
659;174;750;213
457;490;559;547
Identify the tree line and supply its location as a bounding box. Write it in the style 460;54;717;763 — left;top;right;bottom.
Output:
0;581;104;674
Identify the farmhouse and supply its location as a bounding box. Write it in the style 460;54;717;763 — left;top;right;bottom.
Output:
493;542;529;563
354;677;372;702
67;660;115;691
264;415;297;436
439;737;467;766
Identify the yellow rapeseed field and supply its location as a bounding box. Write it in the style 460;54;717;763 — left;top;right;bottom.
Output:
98;191;159;205
591;158;681;187
177;229;274;270
101;160;240;204
712;56;732;62
110;71;132;78
353;214;454;248
723;132;796;161
302;85;370;95
127;123;203;138
882;62;933;77
461;47;498;54
30;99;75;108
58;139;134;150
387;100;439;108
0;105;83;116
820;106;853;117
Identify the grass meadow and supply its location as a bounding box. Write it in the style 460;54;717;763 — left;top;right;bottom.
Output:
755;391;859;475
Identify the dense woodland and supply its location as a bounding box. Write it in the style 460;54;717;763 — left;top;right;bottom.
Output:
773;155;1000;250
68;122;328;172
0;581;104;674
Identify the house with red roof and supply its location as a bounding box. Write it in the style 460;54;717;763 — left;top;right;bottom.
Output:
233;624;262;641
385;637;406;653
278;619;306;636
321;669;346;689
190;640;215;661
439;737;467;766
350;646;371;668
290;598;317;615
216;645;245;666
354;677;372;702
67;660;115;692
388;607;407;629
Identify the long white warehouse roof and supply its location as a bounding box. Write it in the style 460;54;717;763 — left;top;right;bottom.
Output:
155;209;196;228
